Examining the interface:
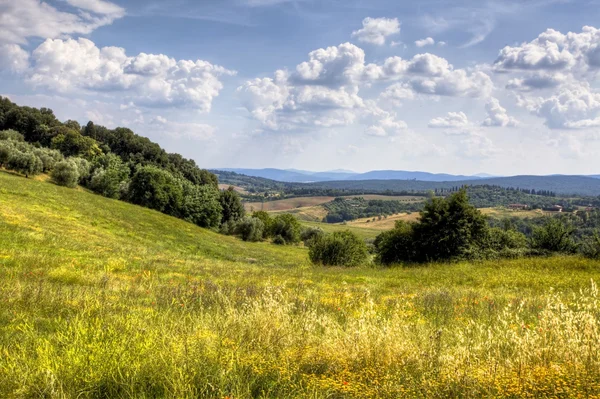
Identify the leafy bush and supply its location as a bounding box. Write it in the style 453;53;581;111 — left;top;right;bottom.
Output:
33;147;63;172
51;160;79;187
180;182;222;229
128;166;183;216
374;221;417;265
300;226;324;247
580;231;600;259
235;217;265;242
88;154;130;199
7;150;43;178
271;214;301;245
531;218;578;253
70;157;91;184
309;231;369;267
486;227;528;251
252;211;274;239
219;187;245;224
0;129;24;141
272;235;286;245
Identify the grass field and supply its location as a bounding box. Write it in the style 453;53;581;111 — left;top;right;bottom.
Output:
2;170;600;398
244;195;423;213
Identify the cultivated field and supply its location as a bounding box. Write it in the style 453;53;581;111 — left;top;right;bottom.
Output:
244;195;424;213
2;171;600;398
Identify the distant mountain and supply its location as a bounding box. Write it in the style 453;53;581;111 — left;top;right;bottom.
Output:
218;168;488;183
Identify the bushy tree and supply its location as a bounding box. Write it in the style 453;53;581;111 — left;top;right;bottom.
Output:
531;218;577;253
271;214;301;245
252;211;274;239
51;159;79;187
580;231;600;259
219;186;245;224
7;151;43;178
412;189;488;262
33;147;63;172
309;231;369;267
51;129;102;159
180;181;222;229
235;217;265;242
0;129;24;141
486;227;528;251
128;166;183;215
374;221;417;265
300;226;324;247
88;153;130;199
70;157;91;184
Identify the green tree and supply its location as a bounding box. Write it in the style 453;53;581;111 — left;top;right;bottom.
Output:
180;181;223;229
51;160;80;187
374;221;417;265
235;217;265;242
252;211;273;238
531;218;577;253
0;129;24;141
128;166;183;216
271;214;301;245
413;189;488;262
219;186;245;224
309;231;369;267
89;154;130;199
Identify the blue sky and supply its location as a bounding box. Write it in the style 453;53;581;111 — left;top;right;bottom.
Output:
2;0;600;175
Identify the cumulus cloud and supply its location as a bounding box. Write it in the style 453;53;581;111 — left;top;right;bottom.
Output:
415;37;435;47
522;83;600;129
351;17;400;46
428;112;469;128
19;38;235;111
494;26;600;74
459;132;500;159
505;72;567;91
482;98;518;127
0;0;125;45
0;44;30;73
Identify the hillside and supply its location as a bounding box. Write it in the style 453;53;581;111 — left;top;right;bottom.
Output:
3;171;600;397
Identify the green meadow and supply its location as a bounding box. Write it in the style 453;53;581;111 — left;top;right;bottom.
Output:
2;170;600;398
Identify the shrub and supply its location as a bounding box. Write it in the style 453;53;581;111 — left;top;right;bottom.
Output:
252;211;273;238
531;218;578;254
71;157;91;184
128;166;183;216
7;150;43;178
309;231;369;267
51;160;80;187
33;148;63;172
88;154;130;199
272;235;286;245
219;187;245;224
486;227;528;251
271;214;301;245
300;226;324;247
235;217;265;242
374;221;416;265
580;231;600;259
180;182;222;229
0;129;24;141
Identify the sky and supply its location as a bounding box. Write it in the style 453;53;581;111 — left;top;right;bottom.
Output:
1;0;600;175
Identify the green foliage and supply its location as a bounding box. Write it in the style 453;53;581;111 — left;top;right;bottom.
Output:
7;150;43;178
235;217;265;242
252;211;274;239
580;231;600;259
374;221;417;265
32;147;63;172
309;230;369;267
0;129;24;141
324;197;422;223
219;187;245;224
180;181;222;229
300;226;325;247
128;166;183;216
51;129;102;158
88;154;130;199
375;190;489;264
531;218;578;253
70;157;91;184
486;227;528;251
272;214;301;245
272;234;286;245
51;160;80;188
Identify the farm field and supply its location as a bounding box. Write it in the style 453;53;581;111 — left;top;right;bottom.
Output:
2;171;600;398
243;195;424;213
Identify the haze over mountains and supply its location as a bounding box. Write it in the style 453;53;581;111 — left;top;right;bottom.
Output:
219;168;496;183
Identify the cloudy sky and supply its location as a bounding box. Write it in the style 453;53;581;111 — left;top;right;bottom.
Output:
1;0;600;175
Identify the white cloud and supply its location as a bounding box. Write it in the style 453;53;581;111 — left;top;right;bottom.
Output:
505;72;567;91
459;132;500;159
0;0;125;45
428;111;469;128
150;116;215;141
415;37;435;47
0;44;30;73
494;26;600;74
351;17;400;46
20;38;235;112
482;98;518;127
522;83;600;129
379;83;415;105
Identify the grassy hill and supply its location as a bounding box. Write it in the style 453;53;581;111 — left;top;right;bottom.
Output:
2;171;600;398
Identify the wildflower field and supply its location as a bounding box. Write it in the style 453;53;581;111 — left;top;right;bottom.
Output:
1;170;600;398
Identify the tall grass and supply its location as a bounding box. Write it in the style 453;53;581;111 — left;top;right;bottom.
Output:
2;171;600;398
